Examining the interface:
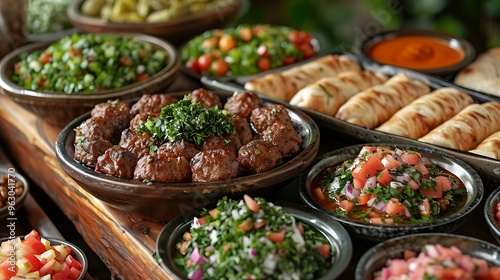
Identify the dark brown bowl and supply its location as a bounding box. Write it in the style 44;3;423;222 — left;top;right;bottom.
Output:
68;0;242;45
355;28;476;77
55;91;320;221
0;168;29;220
0;33;180;127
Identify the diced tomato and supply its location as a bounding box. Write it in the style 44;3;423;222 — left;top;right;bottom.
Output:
297;223;304;235
186;58;200;73
197;217;206;225
238;220;252;231
414;163;428;176
65;255;82;271
420;183;443;198
352;156;384;184
435;176;452;191
253;220;266;229
283;56;295;66
39;259;55;276
244;194;260;213
257;57;271;71
210;59;229;76
388;259;409;277
267;231;285;243
367;211;382;218
374;147;393;160
317;244;331;258
257;45;270;57
376;168;392;186
352;166;372;185
339;200;354;212
357;194;372;205
358;146;377;157
119;56;133;66
369;217;394;225
0;259;17;277
403;250;417;260
57;262;71;278
489;267;500;280
365;156;385;173
39;52;52;64
136;73;149;81
68;267;81;280
25;230;41;241
353;178;364;189
24;254;42;271
419;198;431;216
381;155;402;170
401;152;420;165
53;273;67;280
385;200;407;216
23;238;47;254
64;247;72;255
408;179;420;191
197;54;212;71
208;208;218;217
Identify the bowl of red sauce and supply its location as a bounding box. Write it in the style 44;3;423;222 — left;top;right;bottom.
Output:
357;29;475;76
484;186;500;245
298;143;483;242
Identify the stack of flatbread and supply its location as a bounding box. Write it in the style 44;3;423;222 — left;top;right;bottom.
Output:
244;54;361;102
454;48;500;96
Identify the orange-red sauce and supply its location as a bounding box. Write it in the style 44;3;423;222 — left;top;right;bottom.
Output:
367;36;464;70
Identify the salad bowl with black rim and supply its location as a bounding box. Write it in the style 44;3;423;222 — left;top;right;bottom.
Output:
298;143;483;242
55;91;320;221
156;200;352;280
484;186;500;245
355;233;500;280
0;32;180;127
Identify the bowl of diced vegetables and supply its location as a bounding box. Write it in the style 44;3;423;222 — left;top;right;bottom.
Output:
355;233;500;280
156;195;352;280
0;168;29;220
25;0;78;42
0;230;88;280
298;143;483;242
180;24;321;78
0;32;180;127
484;186;500;245
68;0;242;44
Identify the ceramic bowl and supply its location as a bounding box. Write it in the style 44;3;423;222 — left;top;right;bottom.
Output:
68;0;242;45
55;91;320;221
355;233;500;280
484;186;500;245
0;235;88;279
0;168;29;220
298;143;483;242
0;33;180;127
156;200;352;280
355;28;475;77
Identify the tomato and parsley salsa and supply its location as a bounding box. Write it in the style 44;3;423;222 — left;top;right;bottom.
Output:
174;195;333;280
12;33;168;94
181;24;317;76
311;146;467;225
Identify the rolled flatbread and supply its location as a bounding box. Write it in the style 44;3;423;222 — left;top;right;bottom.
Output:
419;102;500;151
244;54;361;102
454;48;500;96
334;72;430;128
469;131;500;159
289;71;388;115
375;87;474;139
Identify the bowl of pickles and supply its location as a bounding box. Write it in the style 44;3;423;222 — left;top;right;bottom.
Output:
68;0;243;44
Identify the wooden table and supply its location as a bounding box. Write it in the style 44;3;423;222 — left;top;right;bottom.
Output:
0;75;498;279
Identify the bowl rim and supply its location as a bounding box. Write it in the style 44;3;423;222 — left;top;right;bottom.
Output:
0;32;180;100
484;186;500;240
298;143;484;231
355;28;476;74
68;0;243;29
355;232;500;280
155;200;353;280
55;91;320;194
0;235;88;280
0;167;30;216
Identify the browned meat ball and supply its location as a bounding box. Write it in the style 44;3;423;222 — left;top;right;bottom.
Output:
188;88;222;109
119;129;157;159
157;140;200;161
224;92;263;119
74;136;113;166
232;116;253;145
250;104;293;133
238;140;282;173
130;94;178;115
74;117;114;142
191;149;239;182
134;154;191;182
129;112;160;132
91;101;131;133
95;146;138;179
261;122;302;156
201;135;241;156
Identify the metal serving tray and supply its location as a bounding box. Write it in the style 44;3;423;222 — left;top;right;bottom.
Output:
201;52;500;187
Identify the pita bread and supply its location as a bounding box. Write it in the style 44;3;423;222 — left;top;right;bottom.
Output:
454;48;500;96
469;130;500;159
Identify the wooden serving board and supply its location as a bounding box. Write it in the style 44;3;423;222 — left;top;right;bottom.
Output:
0;75;497;280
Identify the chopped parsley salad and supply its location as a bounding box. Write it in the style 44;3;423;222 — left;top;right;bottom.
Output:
181;24;317;76
12;33;168;94
311;146;467;225
373;244;500;280
174;195;333;280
